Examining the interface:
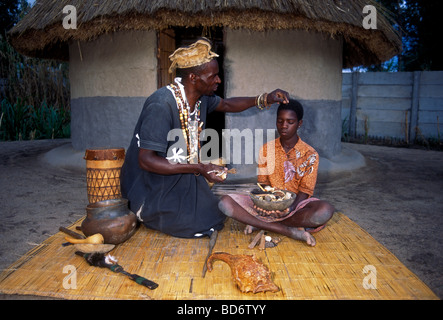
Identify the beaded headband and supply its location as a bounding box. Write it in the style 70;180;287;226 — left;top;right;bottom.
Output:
168;38;219;73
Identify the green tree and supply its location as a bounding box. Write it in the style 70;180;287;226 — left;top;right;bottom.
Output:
0;0;30;35
1;0;70;141
372;0;443;71
402;1;443;70
0;0;20;35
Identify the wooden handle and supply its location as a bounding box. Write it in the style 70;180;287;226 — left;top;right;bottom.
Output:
65;233;104;244
59;226;86;239
202;230;218;278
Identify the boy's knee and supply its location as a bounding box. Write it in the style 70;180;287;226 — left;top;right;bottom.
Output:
218;195;234;217
313;201;334;224
320;201;334;220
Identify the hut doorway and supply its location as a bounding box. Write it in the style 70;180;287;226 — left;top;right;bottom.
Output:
157;26;225;157
157;29;176;88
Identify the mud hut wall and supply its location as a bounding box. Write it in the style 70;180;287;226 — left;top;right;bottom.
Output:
69;30;157;150
223;28;343;181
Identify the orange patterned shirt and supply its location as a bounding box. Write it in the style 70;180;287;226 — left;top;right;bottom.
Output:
257;137;319;196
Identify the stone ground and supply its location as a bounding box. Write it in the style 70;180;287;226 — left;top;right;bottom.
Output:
0;139;441;299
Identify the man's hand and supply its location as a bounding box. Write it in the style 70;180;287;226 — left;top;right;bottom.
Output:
267;89;290;105
139;148;226;181
199;162;228;183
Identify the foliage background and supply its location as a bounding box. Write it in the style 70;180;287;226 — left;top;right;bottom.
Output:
361;0;443;72
1;0;70;141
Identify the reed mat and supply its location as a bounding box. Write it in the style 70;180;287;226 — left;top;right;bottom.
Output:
0;213;438;300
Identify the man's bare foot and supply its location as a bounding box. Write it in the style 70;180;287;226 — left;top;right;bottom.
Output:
289;227;316;246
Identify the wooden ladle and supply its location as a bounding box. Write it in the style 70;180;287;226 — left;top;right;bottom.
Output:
64;233;104;244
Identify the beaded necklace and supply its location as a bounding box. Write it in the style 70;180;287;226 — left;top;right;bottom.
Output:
168;79;202;163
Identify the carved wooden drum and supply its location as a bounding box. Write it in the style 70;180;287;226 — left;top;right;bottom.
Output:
84;148;125;203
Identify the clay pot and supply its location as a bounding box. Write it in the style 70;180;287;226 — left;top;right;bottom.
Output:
81;198;137;245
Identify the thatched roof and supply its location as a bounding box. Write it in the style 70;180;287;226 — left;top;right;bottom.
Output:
8;0;401;68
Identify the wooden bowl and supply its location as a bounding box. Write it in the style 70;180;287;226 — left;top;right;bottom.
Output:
249;189;296;211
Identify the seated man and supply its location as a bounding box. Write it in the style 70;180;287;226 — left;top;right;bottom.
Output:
219;99;334;246
121;38;289;238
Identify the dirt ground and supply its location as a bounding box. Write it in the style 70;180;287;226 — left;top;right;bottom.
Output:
0;139;441;299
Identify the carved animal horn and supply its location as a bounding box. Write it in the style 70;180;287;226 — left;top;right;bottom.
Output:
206;252;234;272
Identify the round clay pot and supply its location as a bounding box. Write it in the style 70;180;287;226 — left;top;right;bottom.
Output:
81;198;137;244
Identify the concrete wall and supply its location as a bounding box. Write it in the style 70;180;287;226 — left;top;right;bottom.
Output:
342;71;443;142
69;30;157;150
223;29;343;181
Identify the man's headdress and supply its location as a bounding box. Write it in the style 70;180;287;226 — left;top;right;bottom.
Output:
168;38;219;73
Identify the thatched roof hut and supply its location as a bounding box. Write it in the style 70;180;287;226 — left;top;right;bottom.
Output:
10;0;400;68
8;0;401;179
